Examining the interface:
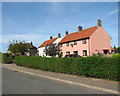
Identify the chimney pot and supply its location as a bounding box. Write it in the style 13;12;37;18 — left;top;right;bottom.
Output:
66;31;68;35
50;36;52;40
58;33;61;38
78;26;82;31
97;19;102;26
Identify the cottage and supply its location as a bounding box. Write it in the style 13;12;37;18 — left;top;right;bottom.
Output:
25;42;37;56
59;19;114;57
38;33;62;57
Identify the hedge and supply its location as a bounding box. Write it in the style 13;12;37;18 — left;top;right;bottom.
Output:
2;53;13;64
15;55;120;81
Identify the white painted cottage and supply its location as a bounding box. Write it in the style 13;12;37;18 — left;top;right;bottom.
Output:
38;33;62;57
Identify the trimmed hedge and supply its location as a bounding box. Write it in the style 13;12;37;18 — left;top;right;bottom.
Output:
2;53;13;64
15;55;120;81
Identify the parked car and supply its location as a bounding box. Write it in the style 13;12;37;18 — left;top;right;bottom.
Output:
64;54;80;57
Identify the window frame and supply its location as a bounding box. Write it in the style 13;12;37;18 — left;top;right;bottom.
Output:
74;41;77;45
66;51;70;55
83;39;87;44
83;50;87;56
66;42;69;46
73;51;78;55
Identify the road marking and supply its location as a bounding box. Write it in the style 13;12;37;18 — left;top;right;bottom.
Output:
3;66;119;94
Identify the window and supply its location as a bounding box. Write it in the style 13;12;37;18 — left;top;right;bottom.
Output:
66;51;70;55
74;41;77;45
66;42;69;46
74;51;78;55
83;39;86;44
61;44;63;47
83;50;87;56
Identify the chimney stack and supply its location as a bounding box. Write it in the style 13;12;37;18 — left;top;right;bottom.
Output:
50;36;52;40
31;42;33;45
66;31;68;35
58;33;61;38
78;26;82;32
97;19;102;26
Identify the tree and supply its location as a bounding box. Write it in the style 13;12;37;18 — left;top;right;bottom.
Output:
8;40;29;56
116;47;120;53
44;44;59;57
114;45;117;53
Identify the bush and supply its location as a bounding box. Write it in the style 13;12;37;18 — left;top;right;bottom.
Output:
112;53;120;58
2;53;13;64
15;56;120;81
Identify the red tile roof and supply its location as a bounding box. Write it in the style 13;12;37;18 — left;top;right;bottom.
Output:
38;37;58;48
59;26;98;44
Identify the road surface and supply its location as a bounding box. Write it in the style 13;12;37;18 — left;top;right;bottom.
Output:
2;67;111;94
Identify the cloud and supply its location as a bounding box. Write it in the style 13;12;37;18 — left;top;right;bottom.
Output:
1;33;50;47
104;21;117;27
107;9;118;17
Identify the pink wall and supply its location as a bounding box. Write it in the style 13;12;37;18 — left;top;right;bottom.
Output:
60;26;111;57
90;26;111;55
60;39;89;57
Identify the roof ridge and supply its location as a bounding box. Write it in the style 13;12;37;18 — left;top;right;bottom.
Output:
66;26;98;36
59;26;98;44
38;37;58;48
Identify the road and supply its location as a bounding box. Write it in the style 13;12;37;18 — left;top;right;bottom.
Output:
2;67;111;94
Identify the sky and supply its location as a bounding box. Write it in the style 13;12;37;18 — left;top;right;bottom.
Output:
1;2;118;53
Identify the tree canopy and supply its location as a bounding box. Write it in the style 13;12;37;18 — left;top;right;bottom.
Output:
8;40;29;56
116;47;120;53
44;44;59;57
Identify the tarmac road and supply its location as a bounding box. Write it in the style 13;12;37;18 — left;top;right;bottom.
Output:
2;67;111;94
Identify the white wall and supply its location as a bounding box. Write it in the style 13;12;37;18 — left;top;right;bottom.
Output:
39;46;46;56
39;38;62;57
53;38;62;44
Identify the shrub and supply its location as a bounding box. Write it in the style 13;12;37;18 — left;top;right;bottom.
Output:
112;53;120;58
2;53;13;64
15;56;120;81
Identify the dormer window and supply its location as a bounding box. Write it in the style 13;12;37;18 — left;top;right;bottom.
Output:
74;41;77;45
83;39;86;44
66;42;69;46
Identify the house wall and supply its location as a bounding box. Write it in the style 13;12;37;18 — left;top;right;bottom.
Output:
39;38;62;57
60;39;89;57
90;26;111;55
39;46;46;56
29;48;37;56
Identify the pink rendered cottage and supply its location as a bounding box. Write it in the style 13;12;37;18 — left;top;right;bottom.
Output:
59;19;114;57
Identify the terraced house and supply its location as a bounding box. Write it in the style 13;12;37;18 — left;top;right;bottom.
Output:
59;19;114;57
38;33;62;57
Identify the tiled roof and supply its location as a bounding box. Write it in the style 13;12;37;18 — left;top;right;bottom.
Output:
59;26;98;43
26;43;37;49
38;37;58;48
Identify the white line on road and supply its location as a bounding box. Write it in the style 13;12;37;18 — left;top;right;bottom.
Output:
3;66;119;94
